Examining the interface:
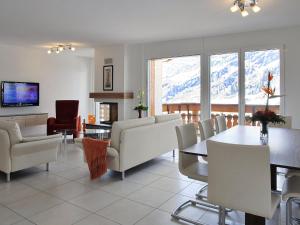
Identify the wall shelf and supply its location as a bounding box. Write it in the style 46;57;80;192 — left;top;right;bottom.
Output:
89;92;134;99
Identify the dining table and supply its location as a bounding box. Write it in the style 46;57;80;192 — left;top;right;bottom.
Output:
182;125;300;225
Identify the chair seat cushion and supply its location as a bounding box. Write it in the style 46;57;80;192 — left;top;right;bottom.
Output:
185;162;208;182
282;176;300;201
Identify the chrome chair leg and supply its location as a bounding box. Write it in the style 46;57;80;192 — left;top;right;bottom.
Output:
196;184;208;199
218;206;226;225
286;198;293;225
171;199;220;225
195;184;232;213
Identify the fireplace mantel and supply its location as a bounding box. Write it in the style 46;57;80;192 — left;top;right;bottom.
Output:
89;92;134;99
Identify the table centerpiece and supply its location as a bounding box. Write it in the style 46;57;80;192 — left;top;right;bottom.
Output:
251;72;285;141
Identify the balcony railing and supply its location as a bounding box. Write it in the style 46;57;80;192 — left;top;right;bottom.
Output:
162;103;280;128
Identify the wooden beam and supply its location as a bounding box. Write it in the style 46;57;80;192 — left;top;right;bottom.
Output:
89;92;134;99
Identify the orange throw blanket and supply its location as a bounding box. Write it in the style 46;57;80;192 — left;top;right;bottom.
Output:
82;138;109;180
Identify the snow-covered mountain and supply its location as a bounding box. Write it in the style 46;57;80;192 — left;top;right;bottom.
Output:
161;50;280;105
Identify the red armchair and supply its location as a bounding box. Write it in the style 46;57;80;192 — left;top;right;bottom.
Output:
47;100;81;138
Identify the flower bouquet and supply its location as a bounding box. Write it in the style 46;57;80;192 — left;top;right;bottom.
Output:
251;72;285;139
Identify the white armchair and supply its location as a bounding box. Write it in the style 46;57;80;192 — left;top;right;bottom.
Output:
0;120;62;182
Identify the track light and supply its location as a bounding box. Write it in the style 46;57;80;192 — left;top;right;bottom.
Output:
230;4;239;12
252;5;261;13
47;44;76;54
230;0;260;17
241;10;249;17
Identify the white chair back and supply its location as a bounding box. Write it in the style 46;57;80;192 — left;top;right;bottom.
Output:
269;116;292;129
207;140;273;218
175;124;198;175
215;116;227;134
199;119;214;141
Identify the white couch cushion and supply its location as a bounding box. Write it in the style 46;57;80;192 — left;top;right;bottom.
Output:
155;114;182;123
0;121;22;145
111;117;155;150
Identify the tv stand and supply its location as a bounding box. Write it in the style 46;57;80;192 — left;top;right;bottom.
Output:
0;113;48;128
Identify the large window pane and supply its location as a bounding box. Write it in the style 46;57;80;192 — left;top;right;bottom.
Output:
210;53;239;127
245;49;280;122
149;55;201;124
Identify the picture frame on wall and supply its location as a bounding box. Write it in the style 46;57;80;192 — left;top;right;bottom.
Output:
103;65;113;91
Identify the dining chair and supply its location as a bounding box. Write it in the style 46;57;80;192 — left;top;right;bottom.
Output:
269;116;296;177
282;176;300;225
215;115;227;134
197;119;215;196
198;119;215;141
172;124;218;225
206;140;281;225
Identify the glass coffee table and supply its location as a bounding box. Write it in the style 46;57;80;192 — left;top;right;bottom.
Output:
80;129;111;140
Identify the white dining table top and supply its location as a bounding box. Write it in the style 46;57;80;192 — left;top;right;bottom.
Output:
182;125;300;169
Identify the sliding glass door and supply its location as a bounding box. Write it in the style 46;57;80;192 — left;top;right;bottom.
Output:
210;52;239;128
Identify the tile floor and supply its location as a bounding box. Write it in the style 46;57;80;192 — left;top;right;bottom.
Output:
0;144;290;225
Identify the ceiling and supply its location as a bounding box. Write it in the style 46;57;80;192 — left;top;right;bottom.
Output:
0;0;300;48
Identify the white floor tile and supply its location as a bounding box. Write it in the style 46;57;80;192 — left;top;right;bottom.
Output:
46;181;92;200
179;182;207;198
0;182;38;205
20;173;70;190
76;172;120;189
143;163;175;176
69;189;121;212
7;192;63;217
29;203;90;225
100;180;144;197
74;214;119;225
97;199;154;225
135;209;190;225
159;194;192;213
54;167;89;180
148;177;191;193
0;205;23;225
165;169;194;182
126;171;161;185
11;220;35;225
127;186;174;208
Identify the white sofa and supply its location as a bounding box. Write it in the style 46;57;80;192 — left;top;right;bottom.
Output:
0;120;62;181
76;114;182;179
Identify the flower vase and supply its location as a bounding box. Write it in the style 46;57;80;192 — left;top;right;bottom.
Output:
260;121;269;144
138;110;142;118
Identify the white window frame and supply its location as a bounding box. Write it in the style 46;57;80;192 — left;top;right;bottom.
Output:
206;45;285;123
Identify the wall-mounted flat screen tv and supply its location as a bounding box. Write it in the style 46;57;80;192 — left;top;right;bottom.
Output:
1;81;39;107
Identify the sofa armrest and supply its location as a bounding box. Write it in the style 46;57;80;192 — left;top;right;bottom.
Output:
22;134;62;143
11;137;62;157
0;129;12;173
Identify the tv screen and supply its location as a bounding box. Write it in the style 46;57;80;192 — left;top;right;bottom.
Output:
1;81;39;107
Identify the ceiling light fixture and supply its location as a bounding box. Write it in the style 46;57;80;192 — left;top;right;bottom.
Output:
47;44;76;54
230;0;261;17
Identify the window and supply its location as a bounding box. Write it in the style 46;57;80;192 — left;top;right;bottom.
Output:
208;48;282;125
210;53;239;127
148;55;201;123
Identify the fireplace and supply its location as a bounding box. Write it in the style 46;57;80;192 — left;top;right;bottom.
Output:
96;102;118;125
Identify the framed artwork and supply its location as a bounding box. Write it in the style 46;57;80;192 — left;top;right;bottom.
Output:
103;65;113;91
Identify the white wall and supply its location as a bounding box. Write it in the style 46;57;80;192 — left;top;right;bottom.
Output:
0;44;93;134
94;25;300;128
